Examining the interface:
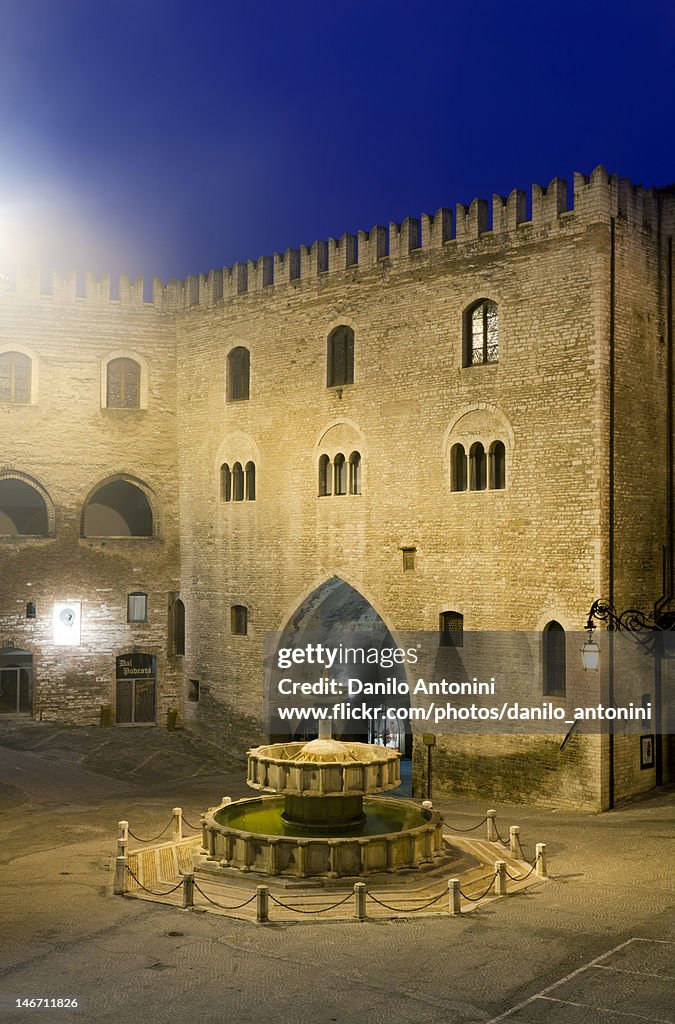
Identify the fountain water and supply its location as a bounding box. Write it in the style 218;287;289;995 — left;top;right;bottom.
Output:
198;723;446;879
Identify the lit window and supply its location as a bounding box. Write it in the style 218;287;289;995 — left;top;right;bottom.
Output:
543;621;566;697
327;326;354;387
107;358;140;408
0;351;31;404
440;611;463;647
227;347;250;401
231;604;248;635
127;592;148;623
464;300;498;366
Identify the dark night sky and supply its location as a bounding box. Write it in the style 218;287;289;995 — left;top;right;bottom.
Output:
1;0;674;284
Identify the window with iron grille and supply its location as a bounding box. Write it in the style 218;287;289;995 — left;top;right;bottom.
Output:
440;611;463;647
227;347;250;401
231;604;248;635
463;300;499;366
402;547;416;571
327;326;354;387
0;351;31;404
106;358;140;408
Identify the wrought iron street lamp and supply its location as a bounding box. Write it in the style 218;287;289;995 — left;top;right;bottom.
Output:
581;599;675;669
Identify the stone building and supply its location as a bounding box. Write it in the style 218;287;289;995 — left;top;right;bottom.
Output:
1;166;673;810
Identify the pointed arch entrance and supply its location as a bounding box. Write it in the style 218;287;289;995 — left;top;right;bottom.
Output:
271;578;412;757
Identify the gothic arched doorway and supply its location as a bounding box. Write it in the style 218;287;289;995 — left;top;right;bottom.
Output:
270;578;412;760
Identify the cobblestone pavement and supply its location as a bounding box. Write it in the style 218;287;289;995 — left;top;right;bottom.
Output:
0;720;673;1024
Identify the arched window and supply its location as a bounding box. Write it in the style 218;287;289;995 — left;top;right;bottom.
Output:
543;621;566;697
0;477;49;535
83;479;153;537
245;462;256;501
450;443;467;492
440;611;463;647
349;452;361;495
220;463;231;502
173;599;185;656
327;326;354;387
231;604;248;635
318;454;332;497
464;299;499;366
232;463;244;502
227;347;250;401
469;442;487;491
334;453;347;495
0;351;31;404
489;441;506;489
106;357;140;408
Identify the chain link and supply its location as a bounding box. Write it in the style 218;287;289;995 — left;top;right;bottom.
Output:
192;882;257;910
125;865;184;896
365;889;447;912
459;871;498;902
126;820;173;843
268;891;354;914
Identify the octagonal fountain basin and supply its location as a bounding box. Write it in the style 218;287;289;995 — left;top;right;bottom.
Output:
200;795;445;879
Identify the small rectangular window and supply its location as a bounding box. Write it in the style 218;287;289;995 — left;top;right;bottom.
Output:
127;592;148;623
440;611;463;647
401;547;416;572
231;604;248;635
188;679;200;702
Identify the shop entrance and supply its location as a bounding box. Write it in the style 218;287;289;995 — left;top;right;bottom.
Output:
115;653;156;724
0;650;33;715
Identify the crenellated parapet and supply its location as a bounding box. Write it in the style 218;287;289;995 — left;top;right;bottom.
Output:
2;167;673;313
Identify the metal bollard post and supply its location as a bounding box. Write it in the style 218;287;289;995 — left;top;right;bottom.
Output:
256;885;269;923
172;808;182;842
509;825;520;856
536;842;547;877
118;820;129;842
354;882;366;921
487;809;497;842
495;860;507;896
448;878;461;916
182;871;194;909
114;852;128;895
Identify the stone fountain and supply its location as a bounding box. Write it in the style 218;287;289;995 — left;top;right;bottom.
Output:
198;723;445;879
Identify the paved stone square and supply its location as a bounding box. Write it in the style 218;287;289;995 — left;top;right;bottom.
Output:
0;721;673;1024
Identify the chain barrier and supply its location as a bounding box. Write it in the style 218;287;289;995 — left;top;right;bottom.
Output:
268;891;354;915
492;823;510;846
126;820;173;843
459;871;498;903
192;882;257;911
125;865;184;896
515;836;537;866
365;889;447;913
181;815;201;831
504;859;538;882
443;816;488;833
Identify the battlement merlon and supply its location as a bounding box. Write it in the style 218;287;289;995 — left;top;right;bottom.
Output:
2;167;674;311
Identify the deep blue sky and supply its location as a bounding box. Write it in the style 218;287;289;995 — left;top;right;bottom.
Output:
1;0;674;283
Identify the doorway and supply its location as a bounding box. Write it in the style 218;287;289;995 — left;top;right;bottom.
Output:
0;650;33;715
